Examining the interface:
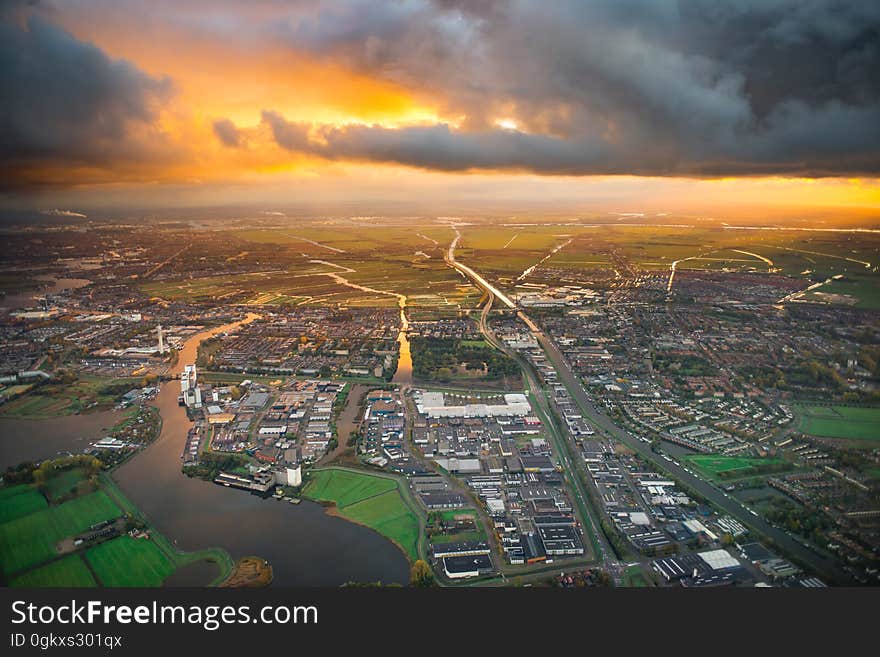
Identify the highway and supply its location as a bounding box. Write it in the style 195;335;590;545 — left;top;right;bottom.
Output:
447;233;622;578
446;232;854;586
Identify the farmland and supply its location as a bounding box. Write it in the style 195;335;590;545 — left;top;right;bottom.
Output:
137;225;482;311
0;490;121;577
303;468;421;561
796;405;880;442
86;536;176;587
0;485;48;524
133;221;879;316
0;468;233;586
9;554;96;587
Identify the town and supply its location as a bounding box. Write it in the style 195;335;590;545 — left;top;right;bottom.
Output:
0;216;877;588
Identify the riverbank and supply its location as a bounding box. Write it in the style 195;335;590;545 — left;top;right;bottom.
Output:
99;473;234;586
302;467;425;563
0;462;234;587
112;317;410;586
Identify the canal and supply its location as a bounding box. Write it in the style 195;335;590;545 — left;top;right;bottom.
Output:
391;297;412;385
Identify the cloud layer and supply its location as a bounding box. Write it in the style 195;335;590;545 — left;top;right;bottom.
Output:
3;0;879;186
250;0;880;176
0;8;172;185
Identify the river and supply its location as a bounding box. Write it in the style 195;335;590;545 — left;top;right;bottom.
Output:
391;298;412;385
112;314;409;586
0;276;92;311
0;410;128;470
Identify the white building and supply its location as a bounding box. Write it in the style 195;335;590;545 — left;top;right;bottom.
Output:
415;391;532;418
275;465;302;487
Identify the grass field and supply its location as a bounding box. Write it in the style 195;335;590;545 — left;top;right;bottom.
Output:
0;375;140;417
682;454;790;481
430;509;484;545
9;555;96;587
303;468;397;507
86;536;176;587
429;531;484;545
303;468;420;561
44;468;92;502
1;470;235;587
0;485;48;524
622;565;651;587
438;509;480;523
0;490;121;576
797;405;880;442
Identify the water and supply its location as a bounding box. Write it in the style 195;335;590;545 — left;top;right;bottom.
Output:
113;317;409;586
391;300;412;385
0;410;127;470
0;276;91;310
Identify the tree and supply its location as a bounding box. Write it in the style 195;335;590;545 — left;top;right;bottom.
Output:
409;560;434;587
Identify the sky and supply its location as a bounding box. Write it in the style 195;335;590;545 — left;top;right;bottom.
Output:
1;0;879;218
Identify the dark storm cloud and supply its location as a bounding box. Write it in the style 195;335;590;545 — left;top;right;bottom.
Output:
260;112;617;174
212;118;243;148
0;11;172;175
260;0;880;176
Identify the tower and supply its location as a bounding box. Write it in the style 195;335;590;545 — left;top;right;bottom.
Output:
157;323;166;355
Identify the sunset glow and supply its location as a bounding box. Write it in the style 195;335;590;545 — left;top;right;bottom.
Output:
1;1;878;218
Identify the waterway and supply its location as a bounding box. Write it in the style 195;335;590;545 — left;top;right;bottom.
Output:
113;314;409;586
391;297;412;384
0;409;128;470
0;276;92;311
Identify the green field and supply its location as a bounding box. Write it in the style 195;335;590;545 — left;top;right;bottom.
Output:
622;565;651;587
44;468;92;502
137;226;482;310
0;485;48;524
343;492;420;560
86;536;175;587
0;467;234;587
797;405;880;442
429;531;484;544
0;375;141;417
303;469;397;507
303;468;420;561
683;454;790;481
438;509;480;523
0;491;121;576
429;509;484;545
9;555;96;587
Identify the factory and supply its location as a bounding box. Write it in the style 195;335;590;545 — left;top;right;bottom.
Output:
415;391;532;418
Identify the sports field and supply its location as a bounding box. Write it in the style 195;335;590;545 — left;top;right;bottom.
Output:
86;536;176;587
796;405;880;442
0;490;121;576
9;554;96;587
682;454;789;480
303;468;420;561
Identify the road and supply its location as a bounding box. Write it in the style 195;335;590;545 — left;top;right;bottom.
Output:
447;232;854;586
446;233;621;579
531;329;855;585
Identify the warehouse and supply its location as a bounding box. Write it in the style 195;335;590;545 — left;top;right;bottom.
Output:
442;554;494;579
